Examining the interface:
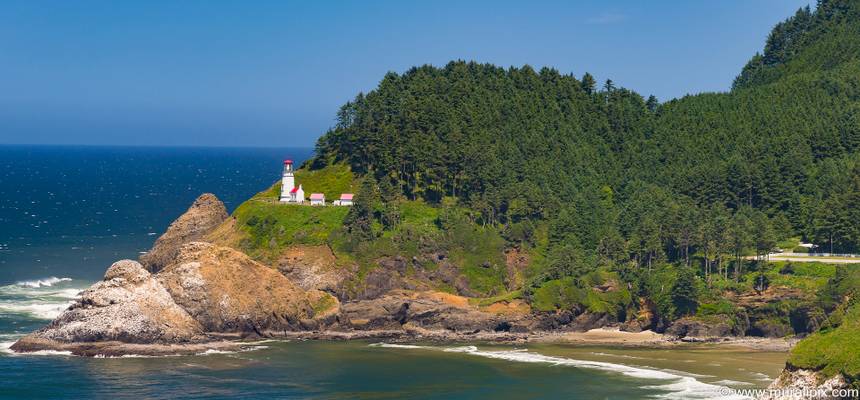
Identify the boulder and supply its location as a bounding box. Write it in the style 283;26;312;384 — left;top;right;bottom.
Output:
665;317;736;338
11;260;205;353
140;193;228;272
157;242;315;333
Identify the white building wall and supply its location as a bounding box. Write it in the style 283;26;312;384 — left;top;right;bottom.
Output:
295;185;305;203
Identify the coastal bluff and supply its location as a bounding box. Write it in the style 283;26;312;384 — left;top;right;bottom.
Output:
10;192;855;397
10;241;324;356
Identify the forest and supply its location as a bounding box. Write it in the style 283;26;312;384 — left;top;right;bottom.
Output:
318;2;860;243
304;0;860;328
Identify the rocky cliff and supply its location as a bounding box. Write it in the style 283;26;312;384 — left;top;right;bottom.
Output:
10;259;209;356
157;242;315;334
11;240;322;356
140;193;228;273
9;192;819;360
759;366;851;400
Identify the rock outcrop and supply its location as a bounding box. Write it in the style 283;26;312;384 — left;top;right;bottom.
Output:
157;242;315;334
140;193;228;273
665;316;738;338
339;290;524;332
760;366;850;400
275;245;345;293
11;260;206;355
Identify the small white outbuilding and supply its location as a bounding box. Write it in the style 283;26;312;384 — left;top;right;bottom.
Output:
309;193;325;206
339;193;354;206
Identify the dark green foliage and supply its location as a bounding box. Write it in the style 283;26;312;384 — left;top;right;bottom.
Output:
670;267;699;318
344;176;379;242
308;1;860;334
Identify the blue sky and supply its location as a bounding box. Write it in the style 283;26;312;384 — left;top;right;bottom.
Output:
0;0;811;147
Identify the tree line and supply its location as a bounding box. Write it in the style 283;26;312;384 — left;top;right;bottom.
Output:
317;0;860;290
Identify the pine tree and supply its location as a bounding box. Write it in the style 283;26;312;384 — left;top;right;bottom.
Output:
581;72;596;94
671;268;698;318
646;95;659;113
344;176;379;241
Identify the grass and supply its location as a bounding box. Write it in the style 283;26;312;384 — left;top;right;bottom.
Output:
448;224;507;296
789;304;860;379
294;163;358;201
232;188;349;263
469;290;523;307
227;163;359;263
755;261;836;292
311;292;338;314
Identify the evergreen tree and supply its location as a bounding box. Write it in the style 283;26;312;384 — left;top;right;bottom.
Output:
671;268;698;318
645;95;659;113
344;176;379;241
581;72;596;94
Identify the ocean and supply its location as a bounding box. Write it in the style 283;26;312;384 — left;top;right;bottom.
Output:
0;145;783;399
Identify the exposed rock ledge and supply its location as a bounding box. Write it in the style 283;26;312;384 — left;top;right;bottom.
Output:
11;259;206;355
12;242;320;356
759;366;851;400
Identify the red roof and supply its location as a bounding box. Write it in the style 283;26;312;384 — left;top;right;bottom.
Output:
340;193;354;200
310;193;325;200
284;159;293;164
290;187;298;193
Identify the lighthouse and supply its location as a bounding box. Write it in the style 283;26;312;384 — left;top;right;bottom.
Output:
279;159;304;203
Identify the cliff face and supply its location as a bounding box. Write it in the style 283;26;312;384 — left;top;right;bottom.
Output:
10;260;207;355
140;193;228;273
759;366;850;400
11;242;322;355
158;242;315;333
10;194;338;355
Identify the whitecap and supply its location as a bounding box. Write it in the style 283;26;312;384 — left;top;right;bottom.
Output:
0;341;16;354
15;277;71;288
749;372;773;382
0;278;84;319
713;379;756;386
369;343;429;350
0;342;73;357
441;345;680;380
0;302;71;319
646;377;753;399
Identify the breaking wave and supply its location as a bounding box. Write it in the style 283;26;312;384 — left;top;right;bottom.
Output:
0;277;85;320
371;343;756;399
15;277;72;288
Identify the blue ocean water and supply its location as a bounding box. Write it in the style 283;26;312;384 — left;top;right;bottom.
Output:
0;145;312;285
0;146;781;399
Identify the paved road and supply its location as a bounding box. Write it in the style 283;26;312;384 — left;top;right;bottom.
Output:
766;255;860;264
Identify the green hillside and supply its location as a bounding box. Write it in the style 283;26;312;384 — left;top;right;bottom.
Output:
223;0;860;381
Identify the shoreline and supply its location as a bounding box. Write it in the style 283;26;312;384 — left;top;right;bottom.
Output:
11;327;796;357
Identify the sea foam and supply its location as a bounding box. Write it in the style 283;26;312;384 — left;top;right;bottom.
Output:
15;277;72;288
0;278;83;319
372;343;756;400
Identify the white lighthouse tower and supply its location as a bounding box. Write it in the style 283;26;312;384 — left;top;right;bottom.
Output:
279;159;304;203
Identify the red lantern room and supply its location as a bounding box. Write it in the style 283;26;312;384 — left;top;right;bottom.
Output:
283;159;294;173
